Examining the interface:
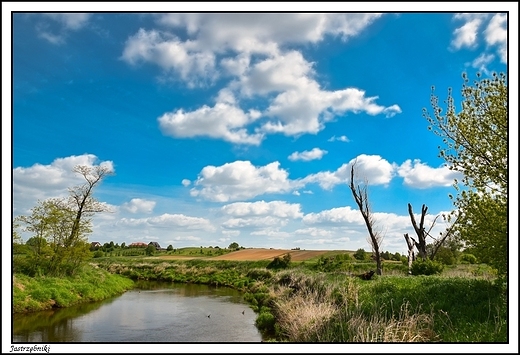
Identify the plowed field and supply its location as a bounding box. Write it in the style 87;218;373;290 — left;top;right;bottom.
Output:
159;248;331;261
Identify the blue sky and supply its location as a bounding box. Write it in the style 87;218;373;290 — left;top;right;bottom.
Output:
6;5;516;255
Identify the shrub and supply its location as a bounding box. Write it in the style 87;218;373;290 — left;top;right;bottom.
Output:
267;253;291;269
460;253;478;264
411;259;444;276
354;248;367;261
93;251;104;258
255;310;276;332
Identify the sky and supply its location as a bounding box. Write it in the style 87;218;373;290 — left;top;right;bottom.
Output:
5;4;517;257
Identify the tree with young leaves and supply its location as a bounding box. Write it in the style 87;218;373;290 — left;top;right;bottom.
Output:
423;72;507;276
15;164;113;276
349;163;383;275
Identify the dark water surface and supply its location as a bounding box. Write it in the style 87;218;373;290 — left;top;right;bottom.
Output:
13;282;263;342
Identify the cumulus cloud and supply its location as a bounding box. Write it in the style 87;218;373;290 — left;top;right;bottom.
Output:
181;179;191;187
302;154;396;189
122;198;156;214
121;28;218;87
451;13;507;65
288;148;328;162
397;159;463;188
484;13;507;64
303;206;364;225
121;14;399;144
451;17;483;49
221;200;303;218
13;154;114;214
158;102;263;145
189;160;296;202
118;213;215;231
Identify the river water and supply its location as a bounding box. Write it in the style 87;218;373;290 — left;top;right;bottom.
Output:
12;282;264;343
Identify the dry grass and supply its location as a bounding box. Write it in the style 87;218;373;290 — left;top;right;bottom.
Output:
343;302;438;342
274;285;338;342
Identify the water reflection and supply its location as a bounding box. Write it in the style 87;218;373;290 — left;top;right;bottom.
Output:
13;283;262;342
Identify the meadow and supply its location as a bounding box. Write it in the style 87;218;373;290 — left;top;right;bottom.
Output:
85;247;506;343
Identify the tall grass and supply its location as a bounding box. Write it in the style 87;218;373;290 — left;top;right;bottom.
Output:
13;265;134;313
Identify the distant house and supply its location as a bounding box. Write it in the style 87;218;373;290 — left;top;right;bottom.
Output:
90;242;102;250
129;242;148;248
149;241;162;250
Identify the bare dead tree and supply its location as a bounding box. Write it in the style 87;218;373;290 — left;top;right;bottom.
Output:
407;203;429;260
403;233;415;274
349;163;383;276
429;212;461;260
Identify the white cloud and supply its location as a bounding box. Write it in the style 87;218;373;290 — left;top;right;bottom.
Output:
302;154;396;189
36;13;91;45
288;148;328;162
328;135;349;142
451;17;482;49
158;102;264;145
181;179;191;187
397;159;463;188
484;14;507;64
222;216;289;229
189;161;296;202
121;14;398;143
471;53;495;74
118;213;215;231
294;227;335;238
13;154;114;214
302;206;364;225
221;200;303;219
122;198;156;214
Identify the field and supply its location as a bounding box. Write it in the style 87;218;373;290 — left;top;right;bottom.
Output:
157;248;341;261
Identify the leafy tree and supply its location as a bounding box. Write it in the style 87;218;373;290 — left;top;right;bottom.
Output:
228;242;239;250
353;248;367;261
167;245;174;251
423;72;507;276
14;164;112;276
145;243;156;256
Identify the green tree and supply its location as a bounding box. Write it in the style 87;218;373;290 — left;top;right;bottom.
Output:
14;164;112;276
354;248;367;261
167;245;174;251
423;72;507;276
228;242;239;250
145;243;156;256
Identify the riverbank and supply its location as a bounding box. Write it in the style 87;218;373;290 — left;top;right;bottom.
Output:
12;265;134;313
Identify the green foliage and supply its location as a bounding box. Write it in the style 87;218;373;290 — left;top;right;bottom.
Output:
424;72;507;277
93;250;104;258
255;310;276;332
460;253;478;264
166;245;174;251
228;242;240;250
145;244;156;256
411;259;444;275
434;246;457;265
315;253;353;272
353;248;367;261
266;253;291;269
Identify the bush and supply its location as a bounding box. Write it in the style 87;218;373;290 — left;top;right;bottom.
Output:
267;253;291;269
93;251;104;258
255;310;276;332
460;253;478;264
353;248;367;261
411;259;444;276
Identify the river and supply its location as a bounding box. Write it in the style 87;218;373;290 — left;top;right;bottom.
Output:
12;282;264;343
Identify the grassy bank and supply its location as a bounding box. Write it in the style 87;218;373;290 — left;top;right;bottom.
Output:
90;257;506;342
12;264;134;313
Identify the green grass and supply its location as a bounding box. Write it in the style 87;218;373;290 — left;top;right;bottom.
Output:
13;265;134;313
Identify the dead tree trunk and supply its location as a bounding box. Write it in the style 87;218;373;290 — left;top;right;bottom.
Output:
350;164;383;276
407;203;428;260
403;233;415;274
